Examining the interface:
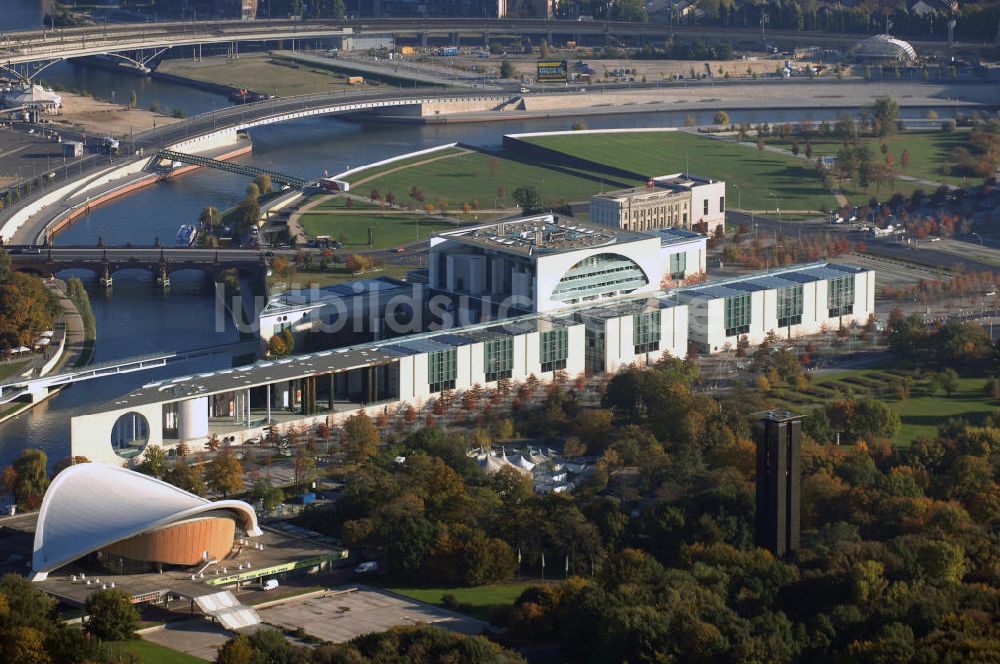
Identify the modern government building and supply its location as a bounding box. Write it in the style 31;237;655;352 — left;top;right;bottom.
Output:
71;213;874;465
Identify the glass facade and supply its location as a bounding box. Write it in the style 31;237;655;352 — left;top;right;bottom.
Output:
633;310;662;354
162;402;179;439
110;412;150;459
777;285;804;328
540;328;569;372
725;294;752;337
484;338;513;382
428;349;457;393
551;253;648;304
669;252;687;280
828;275;855;317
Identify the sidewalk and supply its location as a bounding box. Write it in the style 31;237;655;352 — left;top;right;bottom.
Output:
45;280;88;373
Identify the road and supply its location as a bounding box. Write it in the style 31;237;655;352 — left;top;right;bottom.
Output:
1;18;967;68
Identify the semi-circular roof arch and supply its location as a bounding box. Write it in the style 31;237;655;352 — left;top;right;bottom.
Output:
550;252;651;303
31;463;260;581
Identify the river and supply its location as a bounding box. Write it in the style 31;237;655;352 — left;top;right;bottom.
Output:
0;0;965;466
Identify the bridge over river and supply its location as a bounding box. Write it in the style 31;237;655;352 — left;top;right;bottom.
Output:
6;246;269;286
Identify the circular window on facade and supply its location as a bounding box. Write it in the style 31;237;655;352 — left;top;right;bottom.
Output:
110;412;150;458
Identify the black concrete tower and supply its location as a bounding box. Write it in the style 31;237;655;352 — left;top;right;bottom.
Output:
754;411;802;557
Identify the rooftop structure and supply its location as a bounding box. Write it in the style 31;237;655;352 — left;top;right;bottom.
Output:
851;34;918;63
591;173;726;235
429;213;706;314
31;464;260;582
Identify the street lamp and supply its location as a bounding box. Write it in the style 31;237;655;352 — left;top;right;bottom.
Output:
768;190;780;223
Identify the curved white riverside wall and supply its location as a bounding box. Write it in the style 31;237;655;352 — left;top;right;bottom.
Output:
505;127;678;140
332;142;459;180
0;128;241;243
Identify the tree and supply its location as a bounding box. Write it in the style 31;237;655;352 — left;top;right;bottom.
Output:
0;248;10;283
253;174;273;195
851;398;901;441
884;308;926;359
500;59;516;79
0;272;55;351
293;448;317;490
165;457;204;496
4;449;49;509
343;411;380;464
84;588;139;641
129;89;137;109
206;449;244;497
512;186;543;213
199;206;221;228
249;478;284;512
136;445;168;479
713;110;730;125
934;321;992;364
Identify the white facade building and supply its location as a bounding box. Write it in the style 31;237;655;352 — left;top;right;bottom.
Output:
676;264;875;352
428;214;706;315
590;173;726;234
70;257;873;465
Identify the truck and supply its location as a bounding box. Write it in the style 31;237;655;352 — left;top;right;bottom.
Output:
440;47;460;56
346;76;365;85
62;141;83;158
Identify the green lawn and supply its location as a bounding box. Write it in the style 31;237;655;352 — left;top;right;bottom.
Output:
298;211;455;249
348;148;645;211
310;195;380;211
769;129;971;189
109;639;207;664
789;368;997;445
347;147;468;184
0;361;28;382
519;131;836;213
387;582;533;622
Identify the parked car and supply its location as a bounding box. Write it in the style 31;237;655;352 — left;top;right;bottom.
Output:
354;561;379;574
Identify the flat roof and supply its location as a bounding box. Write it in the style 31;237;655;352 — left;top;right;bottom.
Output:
594;173;723;201
262;278;412;317
95;262;868;413
436;214;650;257
654;227;704;247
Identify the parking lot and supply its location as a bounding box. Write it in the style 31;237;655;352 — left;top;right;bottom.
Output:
258;586;487;643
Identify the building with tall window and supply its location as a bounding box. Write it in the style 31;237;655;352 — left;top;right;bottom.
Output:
427;214;706;316
590;174;726;234
676;264;874;353
70;258;872;465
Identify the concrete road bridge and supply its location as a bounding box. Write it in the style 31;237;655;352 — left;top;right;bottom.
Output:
7;246;268;286
1;18;963;74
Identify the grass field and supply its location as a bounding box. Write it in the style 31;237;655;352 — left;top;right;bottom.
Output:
109;639;207;664
298;211;454;249
158;53;362;98
346;147;469;185
770;368;995;445
519;131;837;213
769;129;971;189
310;195;380;211
0;361;28;382
387;583;533;622
347;148;645;211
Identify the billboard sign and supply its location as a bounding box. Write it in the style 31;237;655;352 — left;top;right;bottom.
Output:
537;60;568;83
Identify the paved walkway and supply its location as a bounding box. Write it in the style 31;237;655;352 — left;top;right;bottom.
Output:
46;279;88;372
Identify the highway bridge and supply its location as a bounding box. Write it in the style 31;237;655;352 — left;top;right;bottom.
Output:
1;18;963;73
6;246;268;285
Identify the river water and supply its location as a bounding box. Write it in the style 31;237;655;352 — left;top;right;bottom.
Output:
0;1;965;465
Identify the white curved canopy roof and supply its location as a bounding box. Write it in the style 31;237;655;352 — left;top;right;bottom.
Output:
31;464;260;581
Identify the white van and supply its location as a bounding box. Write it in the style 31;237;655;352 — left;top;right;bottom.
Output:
354;561;379;574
